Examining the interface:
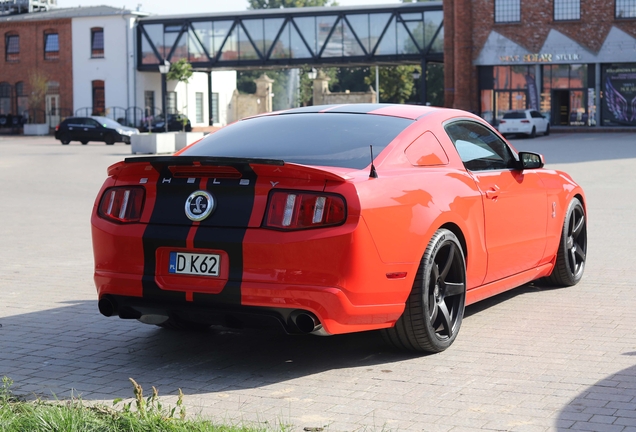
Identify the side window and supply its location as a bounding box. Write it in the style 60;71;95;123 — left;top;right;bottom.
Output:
444;121;516;171
530;111;541;118
87;118;101;127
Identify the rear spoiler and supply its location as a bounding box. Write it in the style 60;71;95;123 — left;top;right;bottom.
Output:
111;156;349;183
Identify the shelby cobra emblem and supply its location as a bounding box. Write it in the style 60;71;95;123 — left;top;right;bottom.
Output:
185;190;215;221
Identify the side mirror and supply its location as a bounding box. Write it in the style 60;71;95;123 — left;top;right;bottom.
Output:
518;151;545;170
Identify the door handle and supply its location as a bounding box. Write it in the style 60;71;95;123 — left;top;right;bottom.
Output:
485;185;500;199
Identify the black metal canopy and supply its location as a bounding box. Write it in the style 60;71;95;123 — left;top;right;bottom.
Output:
137;2;443;71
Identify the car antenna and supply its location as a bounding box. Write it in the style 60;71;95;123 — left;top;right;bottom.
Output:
369;145;378;178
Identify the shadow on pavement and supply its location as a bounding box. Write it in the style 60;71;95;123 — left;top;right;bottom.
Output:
556;361;636;430
0;300;424;400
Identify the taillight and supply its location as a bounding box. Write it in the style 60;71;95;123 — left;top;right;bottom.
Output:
55;125;59;131
521;120;530;123
264;190;346;230
98;187;145;223
499;120;506;124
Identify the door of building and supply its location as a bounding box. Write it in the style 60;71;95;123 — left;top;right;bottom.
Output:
552;90;570;125
46;94;60;127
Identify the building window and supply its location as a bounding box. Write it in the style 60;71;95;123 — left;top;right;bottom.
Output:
211;93;219;124
495;0;521;23
616;0;636;18
555;0;580;20
16;81;27;115
195;92;204;123
166;91;177;115
144;91;155;117
0;82;11;115
91;28;104;58
5;34;19;62
92;80;105;115
44;32;59;60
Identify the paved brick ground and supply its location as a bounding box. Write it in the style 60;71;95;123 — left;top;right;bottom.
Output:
1;133;636;431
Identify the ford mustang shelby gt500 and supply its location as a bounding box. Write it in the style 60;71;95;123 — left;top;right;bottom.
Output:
92;104;586;353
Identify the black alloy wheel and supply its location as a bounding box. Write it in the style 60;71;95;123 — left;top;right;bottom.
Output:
59;134;70;145
548;198;587;286
104;134;115;145
382;229;466;353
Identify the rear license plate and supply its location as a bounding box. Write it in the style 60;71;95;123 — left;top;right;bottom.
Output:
510;128;518;131
169;252;220;276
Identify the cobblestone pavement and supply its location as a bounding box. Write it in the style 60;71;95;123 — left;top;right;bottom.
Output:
1;133;636;432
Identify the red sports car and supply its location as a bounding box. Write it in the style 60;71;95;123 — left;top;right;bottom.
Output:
92;104;586;353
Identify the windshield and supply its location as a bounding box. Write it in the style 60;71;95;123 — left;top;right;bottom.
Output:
181;113;413;169
92;117;123;128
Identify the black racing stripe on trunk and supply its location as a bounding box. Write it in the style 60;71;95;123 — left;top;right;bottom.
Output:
141;164;200;302
193;164;258;306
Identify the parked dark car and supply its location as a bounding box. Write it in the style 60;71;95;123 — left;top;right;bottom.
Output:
55;117;139;145
140;114;192;132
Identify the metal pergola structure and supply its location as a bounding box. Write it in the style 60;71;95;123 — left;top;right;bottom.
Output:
136;2;444;121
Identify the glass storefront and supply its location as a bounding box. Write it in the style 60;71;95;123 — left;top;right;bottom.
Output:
541;64;594;126
479;63;599;127
479;65;538;125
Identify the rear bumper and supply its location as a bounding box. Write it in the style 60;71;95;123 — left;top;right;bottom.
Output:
96;272;404;334
498;123;533;135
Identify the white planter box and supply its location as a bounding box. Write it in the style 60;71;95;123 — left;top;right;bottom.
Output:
23;124;49;136
175;132;205;151
131;133;176;155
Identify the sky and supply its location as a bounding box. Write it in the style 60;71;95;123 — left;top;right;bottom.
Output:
56;0;402;16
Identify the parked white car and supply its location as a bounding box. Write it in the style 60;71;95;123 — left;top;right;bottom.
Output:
497;110;550;138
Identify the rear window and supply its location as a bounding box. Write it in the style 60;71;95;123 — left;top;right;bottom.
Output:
181;113;413;170
502;112;527;119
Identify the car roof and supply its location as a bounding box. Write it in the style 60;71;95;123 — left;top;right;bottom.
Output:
272;104;441;120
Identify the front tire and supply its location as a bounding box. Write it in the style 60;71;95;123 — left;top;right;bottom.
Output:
80;140;89;145
545;124;550;136
382;229;466;353
104;134;115;145
548;198;587;286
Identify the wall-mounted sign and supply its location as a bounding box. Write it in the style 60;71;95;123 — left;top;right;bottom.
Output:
602;64;636;126
499;53;582;63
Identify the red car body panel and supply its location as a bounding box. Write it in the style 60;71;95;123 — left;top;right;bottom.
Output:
91;105;585;336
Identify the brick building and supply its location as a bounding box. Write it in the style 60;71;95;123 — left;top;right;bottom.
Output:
0;14;72;125
444;0;636;127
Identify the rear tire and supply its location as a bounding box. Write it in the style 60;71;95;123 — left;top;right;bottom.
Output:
547;198;587;286
530;126;536;138
59;134;70;145
382;229;466;353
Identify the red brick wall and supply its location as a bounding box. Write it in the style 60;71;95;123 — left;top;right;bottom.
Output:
446;0;636;111
0;18;73;117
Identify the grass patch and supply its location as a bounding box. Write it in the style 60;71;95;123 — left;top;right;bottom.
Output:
0;376;278;432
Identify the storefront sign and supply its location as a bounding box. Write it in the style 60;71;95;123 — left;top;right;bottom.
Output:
602;64;636;126
499;53;581;63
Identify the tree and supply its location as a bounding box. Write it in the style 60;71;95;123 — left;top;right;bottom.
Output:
166;59;193;131
365;65;418;104
27;70;48;123
248;0;335;8
167;59;193;84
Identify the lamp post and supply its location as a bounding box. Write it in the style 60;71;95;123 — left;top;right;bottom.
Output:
307;67;317;80
158;60;170;133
